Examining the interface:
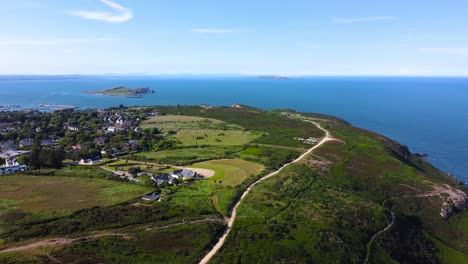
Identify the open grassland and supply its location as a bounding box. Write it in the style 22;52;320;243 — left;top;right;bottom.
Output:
134;146;244;166
25;166;112;179
171;159;266;216
141;115;241;130
152;106;324;147
0;176;152;225
191;159;265;186
169;129;260;146
142;114;260;147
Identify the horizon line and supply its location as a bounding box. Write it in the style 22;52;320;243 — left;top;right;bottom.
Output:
2;73;468;78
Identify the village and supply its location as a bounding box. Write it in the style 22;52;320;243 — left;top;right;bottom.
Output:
0;107;224;202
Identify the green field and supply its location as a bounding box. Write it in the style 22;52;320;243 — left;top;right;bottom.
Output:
134;146;244;165
0;176;152;223
141;114;241;130
170;159;266;216
170;129;259;146
191;159;265;186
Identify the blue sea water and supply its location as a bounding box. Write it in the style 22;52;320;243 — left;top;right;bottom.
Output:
0;76;467;182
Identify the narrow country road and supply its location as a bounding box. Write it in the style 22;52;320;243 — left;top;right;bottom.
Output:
199;121;336;264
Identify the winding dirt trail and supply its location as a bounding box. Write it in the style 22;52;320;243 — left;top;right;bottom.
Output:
0;218;224;254
363;212;396;264
199;121;336;264
0;233;128;254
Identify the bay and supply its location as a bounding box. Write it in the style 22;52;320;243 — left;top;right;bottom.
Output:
0;76;467;182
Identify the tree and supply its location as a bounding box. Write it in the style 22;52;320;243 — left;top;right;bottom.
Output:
128;167;142;176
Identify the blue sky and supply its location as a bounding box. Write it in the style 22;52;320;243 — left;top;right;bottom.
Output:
2;0;468;76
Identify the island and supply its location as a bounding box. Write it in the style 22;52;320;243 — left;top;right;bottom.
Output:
83;86;155;98
257;75;290;80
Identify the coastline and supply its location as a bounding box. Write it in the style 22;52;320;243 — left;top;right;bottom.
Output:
0;77;466;182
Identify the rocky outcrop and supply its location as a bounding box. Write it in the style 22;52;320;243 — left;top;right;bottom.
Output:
440;188;468;219
134;88;155;94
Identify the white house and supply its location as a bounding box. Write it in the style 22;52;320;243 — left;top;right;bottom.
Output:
0;159;28;175
79;159;101;165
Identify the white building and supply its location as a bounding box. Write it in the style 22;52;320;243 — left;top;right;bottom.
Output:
0;159;28;175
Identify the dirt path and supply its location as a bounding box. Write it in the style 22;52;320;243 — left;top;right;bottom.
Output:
0;233;128;254
145;218;226;231
199;121;336;264
362;182;468;263
0;218;225;254
363;212;396;264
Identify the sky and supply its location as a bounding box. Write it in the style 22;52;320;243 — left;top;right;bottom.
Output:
2;0;468;76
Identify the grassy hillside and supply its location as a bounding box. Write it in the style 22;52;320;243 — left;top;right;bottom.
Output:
0;176;152;229
212;114;468;264
0;106;466;263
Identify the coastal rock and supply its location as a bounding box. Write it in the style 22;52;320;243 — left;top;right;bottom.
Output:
439;187;468;219
134;87;155;94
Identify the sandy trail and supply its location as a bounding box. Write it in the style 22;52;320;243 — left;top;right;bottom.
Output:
0;233;128;254
199;121;336;264
0;218;225;254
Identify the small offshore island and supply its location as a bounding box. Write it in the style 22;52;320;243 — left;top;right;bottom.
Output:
83;86;155;98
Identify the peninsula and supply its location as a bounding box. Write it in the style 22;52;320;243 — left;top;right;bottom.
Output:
83;86;155;98
0;104;466;264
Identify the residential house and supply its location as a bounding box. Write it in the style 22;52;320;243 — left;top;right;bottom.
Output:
41;139;54;146
141;192;159;202
65;124;79;131
94;137;108;146
79;159;100;165
0;123;9;131
71;145;82;151
0;159;28;175
19;138;34;148
151;173;174;185
172;169;197;180
0;140;17;151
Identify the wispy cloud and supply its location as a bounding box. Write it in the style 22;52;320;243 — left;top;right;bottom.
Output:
0;38;117;46
192;28;235;34
332;16;396;24
70;0;133;23
419;48;468;56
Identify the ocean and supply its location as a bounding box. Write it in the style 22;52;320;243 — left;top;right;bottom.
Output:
0;76;467;182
